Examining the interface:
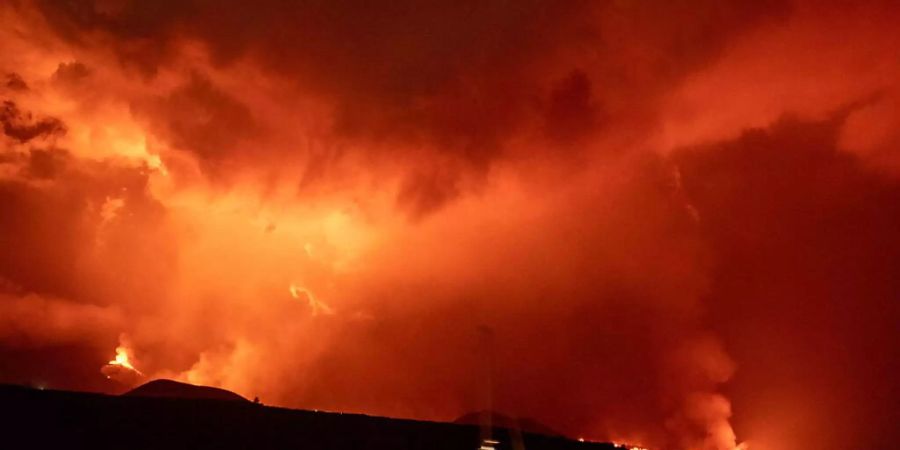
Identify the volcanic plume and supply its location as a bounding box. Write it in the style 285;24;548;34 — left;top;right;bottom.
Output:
0;1;898;449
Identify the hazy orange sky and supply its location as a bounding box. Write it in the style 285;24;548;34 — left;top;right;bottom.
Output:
1;1;898;449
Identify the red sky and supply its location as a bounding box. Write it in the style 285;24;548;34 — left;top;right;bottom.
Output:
1;1;898;449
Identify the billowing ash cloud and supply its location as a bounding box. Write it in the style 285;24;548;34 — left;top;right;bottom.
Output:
675;114;900;450
32;0;789;206
1;1;898;449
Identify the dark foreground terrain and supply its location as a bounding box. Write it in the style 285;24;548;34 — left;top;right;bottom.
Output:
0;383;619;450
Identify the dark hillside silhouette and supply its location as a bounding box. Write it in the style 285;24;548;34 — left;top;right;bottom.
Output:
0;383;621;450
454;410;564;437
124;379;249;402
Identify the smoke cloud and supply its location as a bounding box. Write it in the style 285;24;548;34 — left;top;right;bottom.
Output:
1;1;898;449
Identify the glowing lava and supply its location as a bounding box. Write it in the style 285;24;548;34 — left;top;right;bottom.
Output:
108;346;142;375
101;344;144;385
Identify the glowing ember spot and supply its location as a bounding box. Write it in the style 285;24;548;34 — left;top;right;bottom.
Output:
145;153;168;176
609;442;746;450
100;196;125;223
289;283;334;316
612;442;649;450
479;438;500;450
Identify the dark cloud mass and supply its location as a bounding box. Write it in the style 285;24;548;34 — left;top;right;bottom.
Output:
35;0;788;163
5;73;28;91
1;1;899;450
1;101;66;143
678;114;900;449
135;73;259;171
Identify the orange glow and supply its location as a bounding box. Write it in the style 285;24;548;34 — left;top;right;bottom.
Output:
612;443;650;450
108;346;142;376
1;2;898;450
289;284;334;316
101;341;144;386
